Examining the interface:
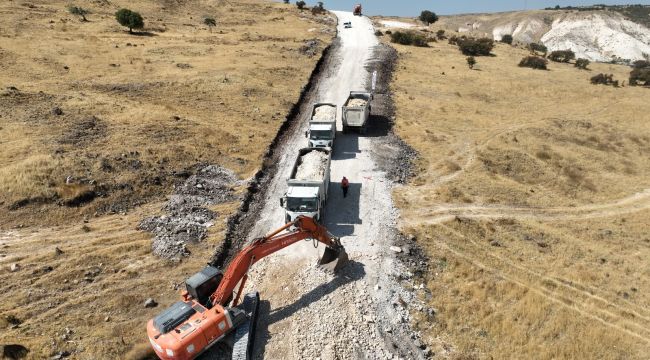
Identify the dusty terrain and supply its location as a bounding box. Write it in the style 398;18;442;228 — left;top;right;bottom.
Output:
0;0;335;358
386;28;650;359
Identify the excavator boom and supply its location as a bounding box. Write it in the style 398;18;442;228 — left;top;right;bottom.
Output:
147;216;347;360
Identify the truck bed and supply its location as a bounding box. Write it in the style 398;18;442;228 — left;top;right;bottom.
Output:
294;151;329;181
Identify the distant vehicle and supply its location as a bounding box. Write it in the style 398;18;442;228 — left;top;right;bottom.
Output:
343;21;352;28
342;91;372;134
353;4;362;16
306;103;337;148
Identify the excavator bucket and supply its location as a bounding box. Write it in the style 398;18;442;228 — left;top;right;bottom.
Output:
318;245;348;272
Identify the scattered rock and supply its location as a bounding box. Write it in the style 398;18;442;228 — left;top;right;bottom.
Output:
51;107;63;116
144;298;158;308
50;350;70;359
176;63;192;69
10;263;20;272
104;316;110;322
54;247;64;255
389;246;402;253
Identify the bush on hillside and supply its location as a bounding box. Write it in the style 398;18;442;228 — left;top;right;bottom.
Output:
419;10;439;25
68;6;89;21
436;29;446;40
575;58;590;70
591;73;618;87
390;31;428;47
519;56;548;70
115;9;144;33
311;2;325;14
374;30;383;36
548;50;576;63
529;42;548;55
632;60;650;69
629;67;650;86
501;34;513;44
457;37;494;56
466;56;476;69
296;1;306;10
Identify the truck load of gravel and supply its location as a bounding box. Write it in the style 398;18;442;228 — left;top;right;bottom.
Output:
295;151;328;181
346;98;368;107
312;105;336;121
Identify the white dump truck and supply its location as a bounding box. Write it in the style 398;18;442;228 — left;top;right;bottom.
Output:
306;103;337;148
281;148;331;223
342;91;372;134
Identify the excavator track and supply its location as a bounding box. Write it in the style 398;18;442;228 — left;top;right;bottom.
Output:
232;292;260;360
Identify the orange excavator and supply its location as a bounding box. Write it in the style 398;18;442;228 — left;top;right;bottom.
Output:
147;216;348;360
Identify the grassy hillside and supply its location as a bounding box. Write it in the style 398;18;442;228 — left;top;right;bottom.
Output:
0;0;334;358
387;34;650;359
0;0;333;227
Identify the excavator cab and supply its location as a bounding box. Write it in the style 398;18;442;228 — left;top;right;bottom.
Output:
185;266;223;307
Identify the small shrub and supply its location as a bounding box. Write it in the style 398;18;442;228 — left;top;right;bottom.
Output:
385;30;392;35
419;10;439;25
466;56;476;69
283;0;289;3
529;42;548;55
548;49;575;63
632;60;650;69
629;67;650;86
390;31;428;47
311;2;325;14
296;1;306;10
501;34;513;44
457;37;494;56
436;29;446;40
575;58;590;70
203;17;216;31
374;30;383;36
519;56;548;70
591;73;618;86
68;6;89;21
115;9;144;33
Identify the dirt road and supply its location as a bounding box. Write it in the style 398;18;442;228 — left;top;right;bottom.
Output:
238;12;427;359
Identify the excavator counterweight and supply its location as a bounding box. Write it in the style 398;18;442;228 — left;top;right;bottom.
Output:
147;216;347;360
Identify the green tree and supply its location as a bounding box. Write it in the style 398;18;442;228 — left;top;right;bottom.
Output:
575;58;590;70
457;37;494;56
115;8;144;34
501;34;513;44
548;49;575;63
519;56;548;70
419;10;439;25
203;17;216;32
68;6;89;21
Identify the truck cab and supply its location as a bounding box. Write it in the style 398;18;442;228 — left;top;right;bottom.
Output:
307;122;335;148
282;186;322;223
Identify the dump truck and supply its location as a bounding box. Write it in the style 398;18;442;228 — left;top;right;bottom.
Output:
353;4;362;16
342;91;372;134
281;147;331;223
147;217;347;360
306;103;337;149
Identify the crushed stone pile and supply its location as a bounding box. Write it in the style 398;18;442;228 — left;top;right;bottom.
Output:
295;151;328;181
346;98;368;107
139;165;241;261
312;105;336;121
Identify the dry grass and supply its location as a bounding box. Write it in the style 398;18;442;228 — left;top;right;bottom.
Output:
0;0;334;358
385;29;650;359
0;0;334;226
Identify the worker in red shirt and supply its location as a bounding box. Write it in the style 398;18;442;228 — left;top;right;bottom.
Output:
341;176;349;198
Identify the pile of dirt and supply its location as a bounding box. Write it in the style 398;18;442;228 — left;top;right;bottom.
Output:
139;165;240;261
346;98;368;107
295;151;328;180
312;104;336;121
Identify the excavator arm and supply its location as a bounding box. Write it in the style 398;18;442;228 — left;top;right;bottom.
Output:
147;216;346;360
210;216;345;307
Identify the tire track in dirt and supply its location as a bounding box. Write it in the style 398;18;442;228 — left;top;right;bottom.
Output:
434;224;650;343
405;188;650;226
